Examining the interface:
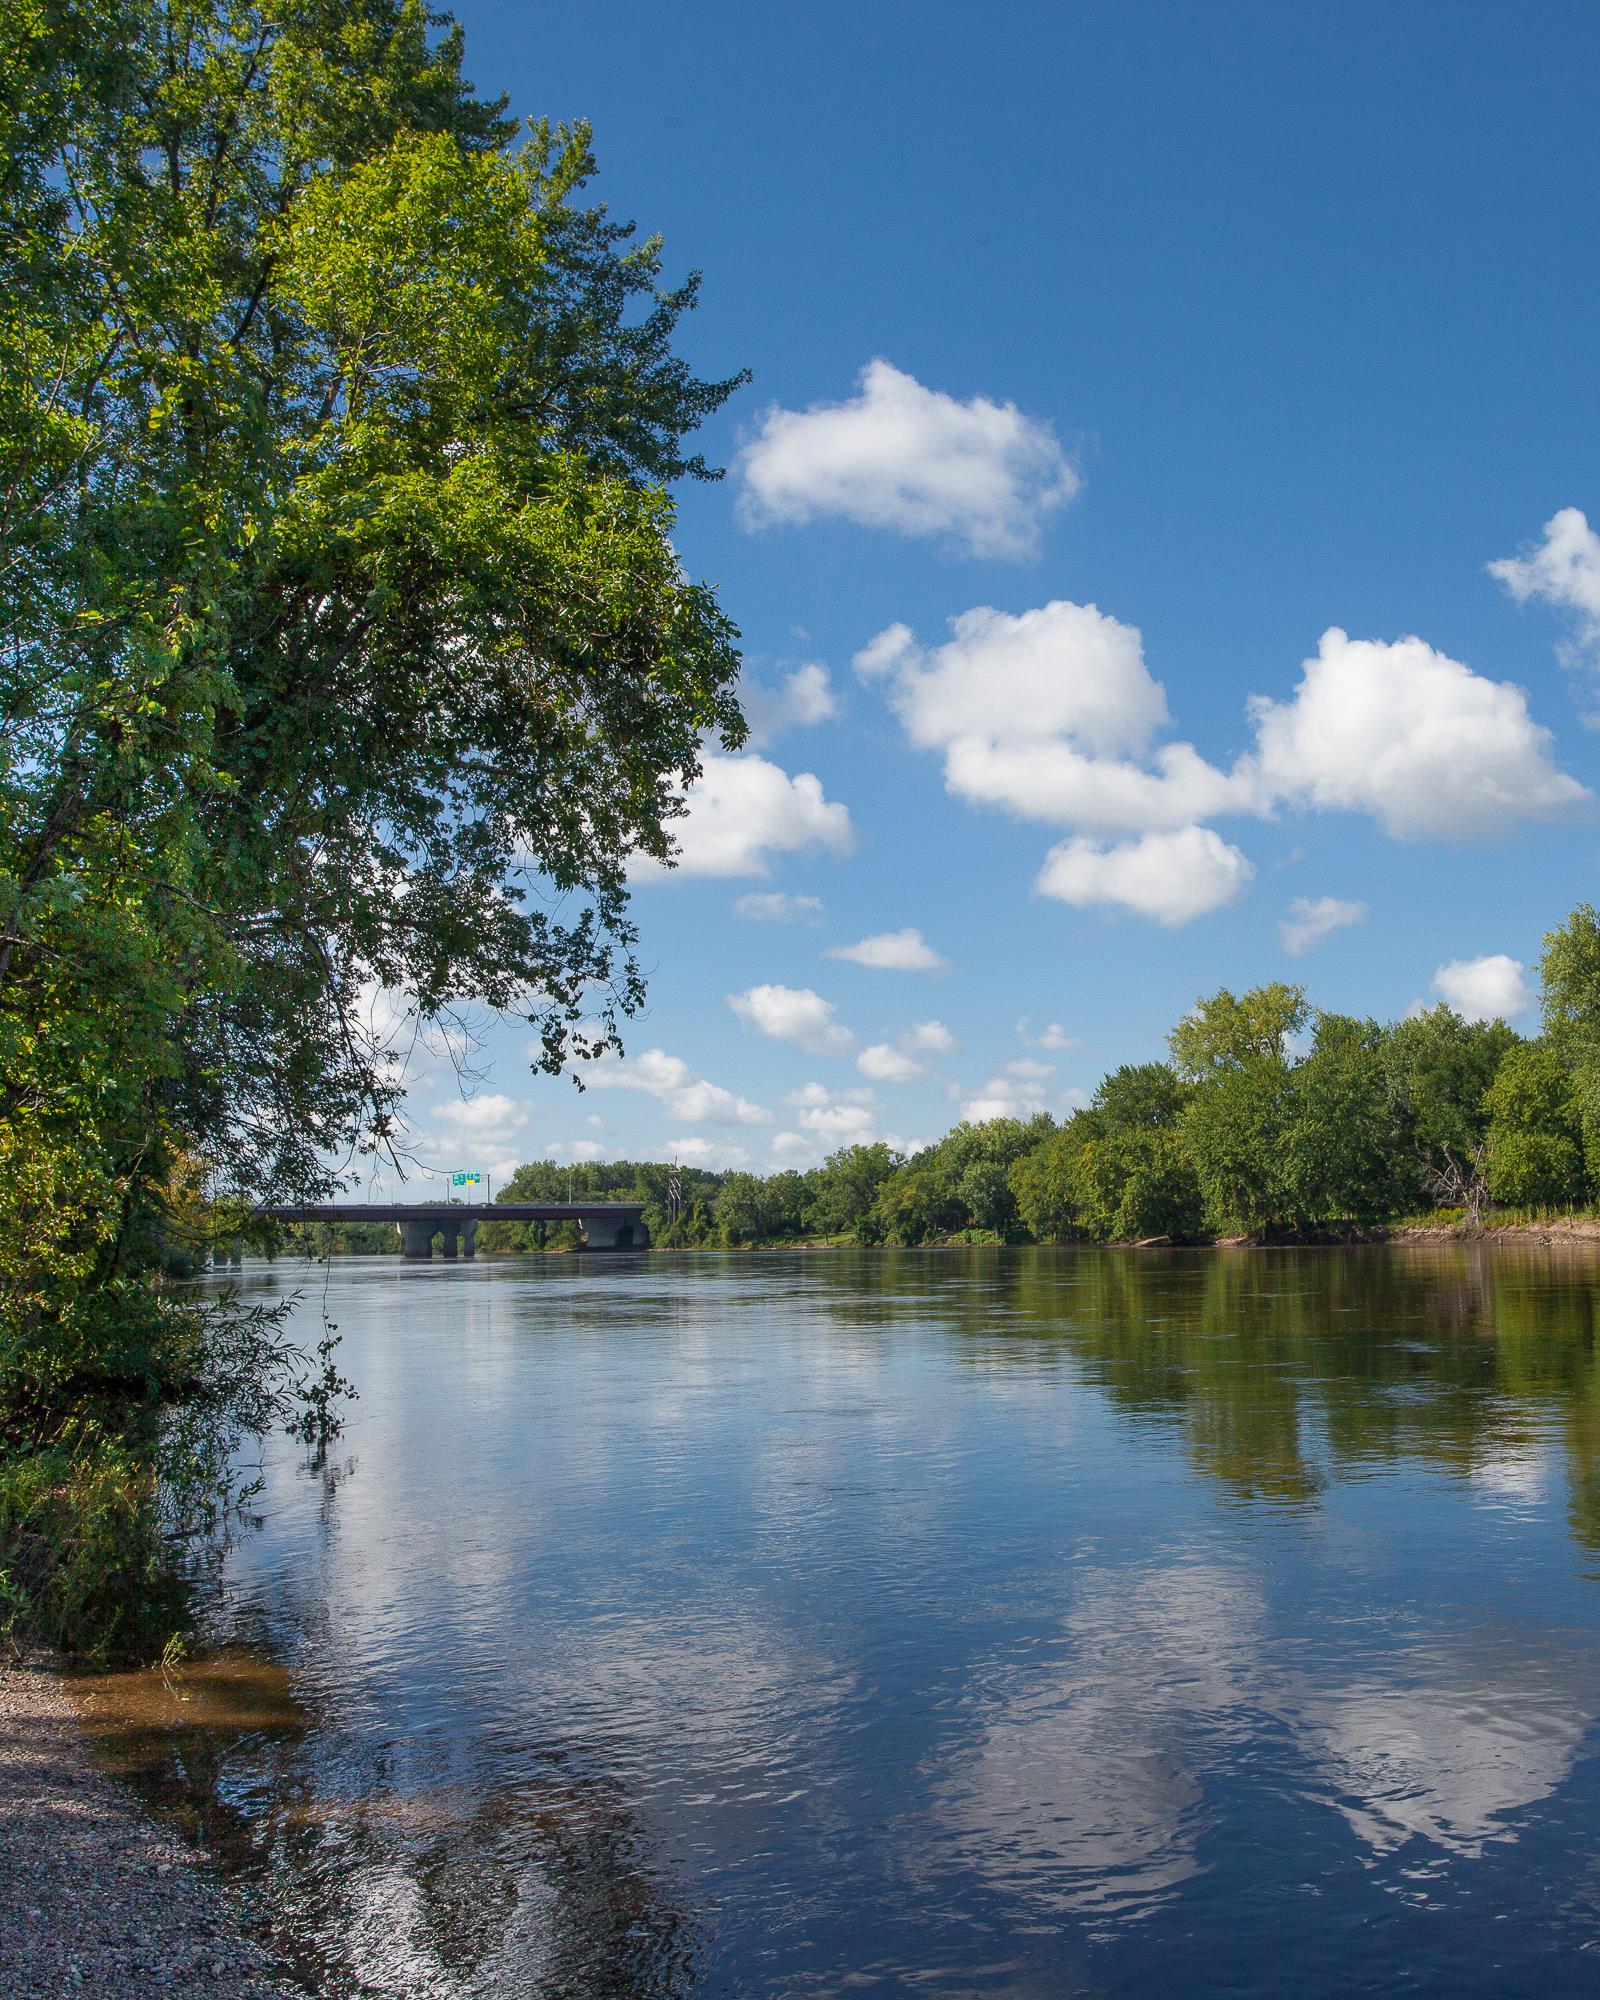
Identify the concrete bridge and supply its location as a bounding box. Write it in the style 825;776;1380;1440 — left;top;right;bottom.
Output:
259;1203;650;1259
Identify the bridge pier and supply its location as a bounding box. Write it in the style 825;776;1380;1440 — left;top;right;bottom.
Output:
461;1219;478;1261
439;1220;460;1261
401;1219;434;1260
583;1216;650;1251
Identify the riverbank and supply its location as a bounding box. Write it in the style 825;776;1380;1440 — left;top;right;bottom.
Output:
0;1651;298;2000
1388;1215;1600;1245
683;1217;1600;1250
278;1213;1600;1260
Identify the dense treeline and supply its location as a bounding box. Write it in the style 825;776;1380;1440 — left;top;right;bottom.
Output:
484;905;1600;1251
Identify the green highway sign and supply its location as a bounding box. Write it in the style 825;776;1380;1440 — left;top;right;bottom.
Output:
450;1171;480;1187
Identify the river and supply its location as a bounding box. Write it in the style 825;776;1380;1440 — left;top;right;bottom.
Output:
75;1246;1600;1996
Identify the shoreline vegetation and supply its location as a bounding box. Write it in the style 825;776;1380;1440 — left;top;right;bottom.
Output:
284;1212;1600;1257
286;904;1600;1264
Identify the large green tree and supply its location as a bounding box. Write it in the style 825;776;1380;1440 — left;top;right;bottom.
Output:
1540;905;1600;1060
3;0;744;1198
1182;1057;1297;1236
1;0;745;1651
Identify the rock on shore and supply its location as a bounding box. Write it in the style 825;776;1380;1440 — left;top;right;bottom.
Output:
0;1654;300;2000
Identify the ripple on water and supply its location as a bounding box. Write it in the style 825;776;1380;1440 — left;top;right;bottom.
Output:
79;1245;1600;1996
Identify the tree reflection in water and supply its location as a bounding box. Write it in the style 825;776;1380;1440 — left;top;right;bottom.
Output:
68;1247;1600;1994
932;1246;1600;1537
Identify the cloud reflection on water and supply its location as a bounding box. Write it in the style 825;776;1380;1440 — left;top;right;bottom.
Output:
937;1562;1264;1921
128;1247;1600;1993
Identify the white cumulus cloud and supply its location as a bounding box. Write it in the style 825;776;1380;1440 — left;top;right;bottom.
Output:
864;602;1164;760
1018;1019;1082;1051
645;753;853;878
769;1131;820;1168
1431;954;1535;1023
667;1135;752;1170
942;735;1245;833
734;358;1078;559
729;983;855;1055
854;622;916;680
854;601;1247;838
430;1093;529;1149
1248;630;1587;840
1279;895;1368;955
798;1102;877;1142
407;1093;531;1181
857;1043;926;1084
1490;507;1600;686
586;1048;771;1126
1035;826;1254;925
858;600;1587;927
739;662;838;747
734;891;825;924
826;926;948;971
961;1071;1053;1123
904;1019;959;1054
784;1081;882;1143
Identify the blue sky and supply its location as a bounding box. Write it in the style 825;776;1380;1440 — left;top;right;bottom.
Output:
383;0;1600;1188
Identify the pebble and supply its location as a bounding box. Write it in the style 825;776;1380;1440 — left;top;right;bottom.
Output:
0;1654;304;1999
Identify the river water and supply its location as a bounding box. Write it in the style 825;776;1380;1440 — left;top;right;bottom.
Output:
77;1246;1600;1996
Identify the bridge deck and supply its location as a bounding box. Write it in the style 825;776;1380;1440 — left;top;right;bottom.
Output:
262;1203;644;1224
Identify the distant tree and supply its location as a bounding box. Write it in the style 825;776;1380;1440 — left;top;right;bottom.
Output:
282;1220;401;1256
1182;1057;1297;1235
1383;1007;1516;1221
878;1117;1054;1240
1540;905;1600;1185
713;1173;763;1246
716;1168;812;1245
806;1145;901;1243
952;1116;1055;1235
1484;1045;1589;1208
1106;1130;1206;1241
1092;1063;1192;1129
875;1161;964;1245
1007;1120;1093;1243
1540;905;1600;1059
1284;1016;1404;1228
1169;985;1308;1081
1061;1133;1127;1241
956;1155;1016;1235
1010;1066;1195;1242
763;1172;815;1241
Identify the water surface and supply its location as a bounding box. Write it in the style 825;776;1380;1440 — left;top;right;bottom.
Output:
79;1247;1600;1995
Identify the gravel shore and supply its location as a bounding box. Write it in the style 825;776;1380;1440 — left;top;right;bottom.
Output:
0;1653;302;2000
